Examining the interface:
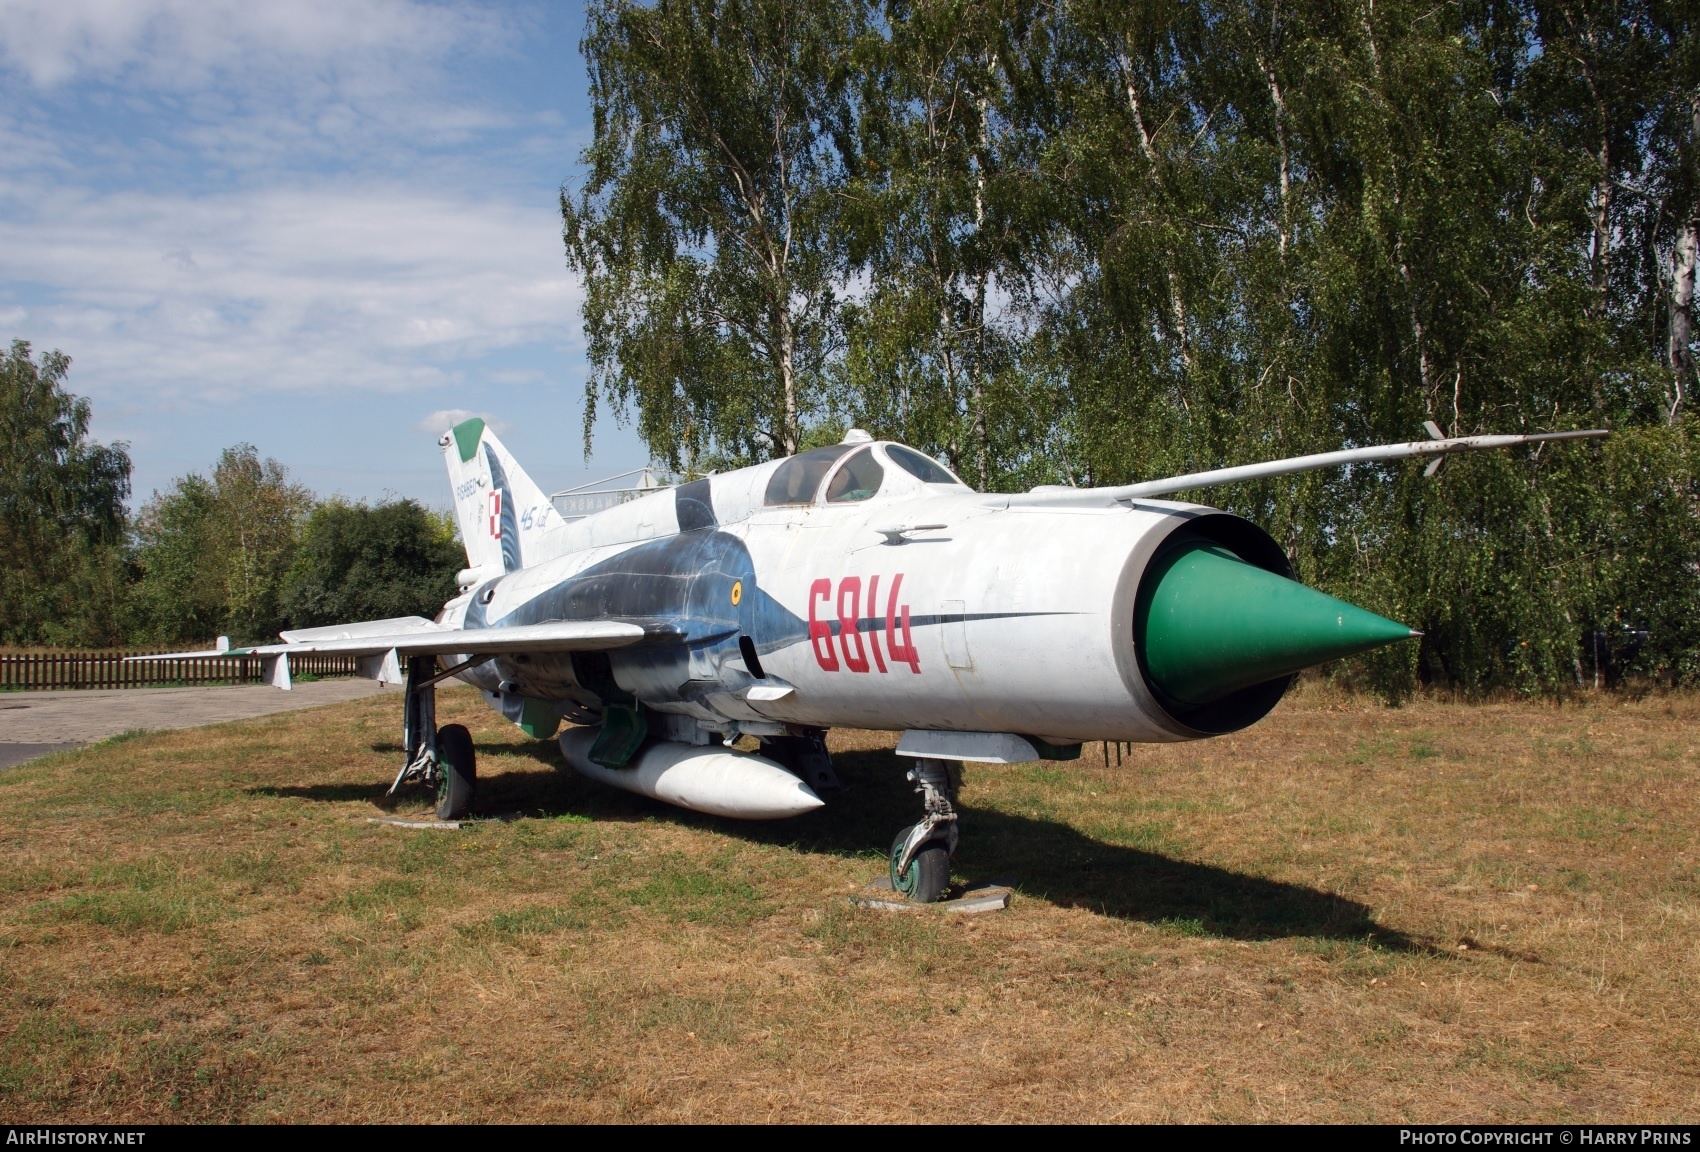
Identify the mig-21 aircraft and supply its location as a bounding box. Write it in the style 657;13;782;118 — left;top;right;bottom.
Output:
140;418;1605;902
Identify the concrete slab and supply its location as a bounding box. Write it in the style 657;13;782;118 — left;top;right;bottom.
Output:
368;816;467;831
849;876;1013;914
0;679;392;746
366;813;521;831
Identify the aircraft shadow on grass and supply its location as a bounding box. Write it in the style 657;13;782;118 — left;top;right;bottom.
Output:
252;738;1426;951
250;739;565;806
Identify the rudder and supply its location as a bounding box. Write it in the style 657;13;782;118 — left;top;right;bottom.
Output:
439;417;565;579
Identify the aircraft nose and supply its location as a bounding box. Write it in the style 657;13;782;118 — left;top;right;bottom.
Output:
1134;540;1417;706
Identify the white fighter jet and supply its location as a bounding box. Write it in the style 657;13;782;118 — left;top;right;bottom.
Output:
144;417;1605;901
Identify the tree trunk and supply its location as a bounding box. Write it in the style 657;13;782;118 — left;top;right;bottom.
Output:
1591;134;1613;318
1396;233;1436;412
776;301;798;456
1669;96;1699;424
1671;209;1696;423
1121;58;1159;167
922;86;961;463
1260;52;1291;257
1120;50;1192;373
971;87;991;491
1360;0;1380;74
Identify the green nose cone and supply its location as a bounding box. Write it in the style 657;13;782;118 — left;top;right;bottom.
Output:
1136;542;1416;706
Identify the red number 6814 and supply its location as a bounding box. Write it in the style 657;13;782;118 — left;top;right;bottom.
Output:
808;574;920;674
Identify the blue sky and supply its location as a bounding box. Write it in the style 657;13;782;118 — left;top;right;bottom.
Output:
0;0;650;509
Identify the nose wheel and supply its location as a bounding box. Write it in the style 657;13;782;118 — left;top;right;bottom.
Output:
889;759;958;903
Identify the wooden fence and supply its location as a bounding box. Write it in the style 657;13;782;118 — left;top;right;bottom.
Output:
0;650;361;691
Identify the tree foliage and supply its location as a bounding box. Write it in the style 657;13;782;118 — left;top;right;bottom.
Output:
563;0;864;468
129;445;314;646
3;342;470;649
570;0;1700;695
0;340;132;646
281;499;462;628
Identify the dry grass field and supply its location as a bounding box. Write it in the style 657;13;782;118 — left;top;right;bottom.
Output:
0;682;1696;1122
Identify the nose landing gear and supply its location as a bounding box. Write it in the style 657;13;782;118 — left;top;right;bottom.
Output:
889;759;958;903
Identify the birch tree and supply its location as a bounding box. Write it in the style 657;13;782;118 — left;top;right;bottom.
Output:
563;0;863;467
836;0;1026;488
0;341;131;646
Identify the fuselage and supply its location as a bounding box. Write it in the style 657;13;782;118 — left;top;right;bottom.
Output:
441;439;1297;746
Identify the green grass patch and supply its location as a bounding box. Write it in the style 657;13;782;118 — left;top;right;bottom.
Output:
623;852;769;925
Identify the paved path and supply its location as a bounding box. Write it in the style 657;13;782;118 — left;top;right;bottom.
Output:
0;679;393;767
0;743;79;770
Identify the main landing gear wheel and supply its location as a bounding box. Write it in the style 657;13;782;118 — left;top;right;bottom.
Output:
888;759;959;903
435;723;476;820
890;827;950;903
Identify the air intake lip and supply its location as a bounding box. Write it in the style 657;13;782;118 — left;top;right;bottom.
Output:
1133;532;1415;732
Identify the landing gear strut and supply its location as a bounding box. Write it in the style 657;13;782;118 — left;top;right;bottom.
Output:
389;654;478;819
889;759;958;903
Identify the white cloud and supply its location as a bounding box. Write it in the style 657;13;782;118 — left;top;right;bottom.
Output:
0;0;541;184
0;0;594;489
0;0;510;90
0;177;582;402
417;409;510;436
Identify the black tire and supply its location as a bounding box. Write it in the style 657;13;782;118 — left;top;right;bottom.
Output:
889;827;950;904
435;723;476;820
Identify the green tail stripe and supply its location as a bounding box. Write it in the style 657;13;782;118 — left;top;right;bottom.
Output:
1136;542;1414;706
451;417;486;463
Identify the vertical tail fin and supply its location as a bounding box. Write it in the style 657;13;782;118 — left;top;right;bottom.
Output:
439;418;564;578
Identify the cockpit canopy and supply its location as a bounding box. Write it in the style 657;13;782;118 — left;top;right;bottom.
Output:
762;440;965;506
